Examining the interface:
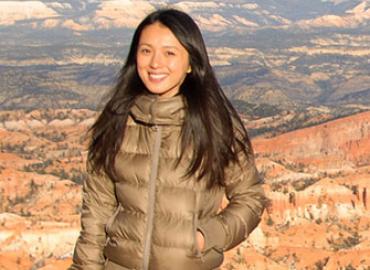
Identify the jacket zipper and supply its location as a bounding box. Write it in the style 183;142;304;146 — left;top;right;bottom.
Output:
142;124;162;270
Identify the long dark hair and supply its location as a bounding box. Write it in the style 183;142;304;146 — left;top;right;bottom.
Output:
88;8;253;188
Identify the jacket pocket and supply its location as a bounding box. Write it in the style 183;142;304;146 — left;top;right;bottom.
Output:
105;203;122;236
188;214;224;267
186;212;203;259
192;213;202;257
189;191;202;258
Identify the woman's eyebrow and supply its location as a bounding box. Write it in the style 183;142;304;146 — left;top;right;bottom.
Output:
138;43;152;47
138;43;180;50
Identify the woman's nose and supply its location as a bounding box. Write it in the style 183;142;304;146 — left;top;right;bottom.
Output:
150;52;163;68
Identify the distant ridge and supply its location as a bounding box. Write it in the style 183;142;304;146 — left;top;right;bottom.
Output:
253;110;370;168
0;0;369;119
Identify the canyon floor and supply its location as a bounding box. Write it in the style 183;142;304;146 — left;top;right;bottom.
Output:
0;109;369;270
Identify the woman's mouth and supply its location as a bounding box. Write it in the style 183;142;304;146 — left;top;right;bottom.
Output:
148;73;167;82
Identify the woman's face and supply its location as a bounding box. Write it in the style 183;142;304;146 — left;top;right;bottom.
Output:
136;22;191;98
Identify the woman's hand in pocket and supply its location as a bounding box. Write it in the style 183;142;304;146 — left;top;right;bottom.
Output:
196;230;205;252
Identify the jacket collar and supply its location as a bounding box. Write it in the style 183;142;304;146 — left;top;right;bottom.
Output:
130;94;186;126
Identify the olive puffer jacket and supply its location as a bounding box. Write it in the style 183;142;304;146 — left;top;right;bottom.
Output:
70;94;265;270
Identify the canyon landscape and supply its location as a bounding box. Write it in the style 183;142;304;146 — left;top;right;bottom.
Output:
1;0;370;269
0;109;369;269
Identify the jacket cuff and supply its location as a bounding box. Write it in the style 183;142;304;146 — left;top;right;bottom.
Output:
197;216;227;252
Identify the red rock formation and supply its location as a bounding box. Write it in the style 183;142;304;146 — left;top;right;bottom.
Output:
1;109;370;269
253;110;370;169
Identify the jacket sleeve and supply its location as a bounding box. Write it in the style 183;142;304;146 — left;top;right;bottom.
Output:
198;153;265;252
69;162;117;270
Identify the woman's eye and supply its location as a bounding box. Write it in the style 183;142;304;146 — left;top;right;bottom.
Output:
140;48;151;54
166;51;176;56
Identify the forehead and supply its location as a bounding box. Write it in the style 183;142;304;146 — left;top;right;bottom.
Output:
138;22;182;47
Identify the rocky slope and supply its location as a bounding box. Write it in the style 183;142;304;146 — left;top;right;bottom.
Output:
248;111;370;269
0;0;369;111
0;109;369;269
253;110;370;169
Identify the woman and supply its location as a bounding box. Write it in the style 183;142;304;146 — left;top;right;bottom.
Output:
70;8;265;270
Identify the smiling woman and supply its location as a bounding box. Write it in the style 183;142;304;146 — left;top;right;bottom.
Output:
69;8;265;270
136;22;191;97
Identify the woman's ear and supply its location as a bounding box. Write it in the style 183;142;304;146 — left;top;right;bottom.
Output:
187;66;192;74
